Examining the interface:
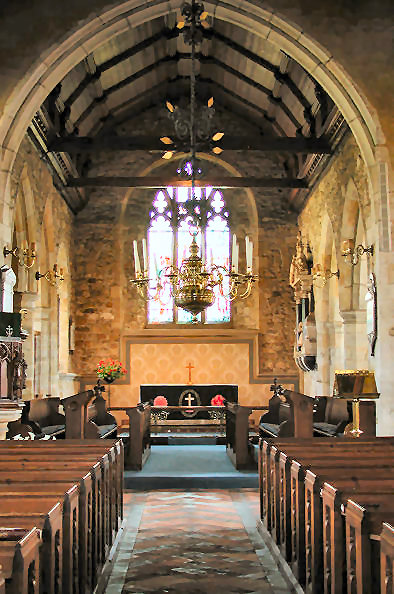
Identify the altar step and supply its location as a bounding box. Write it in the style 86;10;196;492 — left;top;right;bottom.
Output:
124;445;258;490
151;433;226;445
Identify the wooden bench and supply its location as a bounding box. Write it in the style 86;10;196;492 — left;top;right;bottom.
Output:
322;481;394;593
0;500;63;594
259;390;314;439
380;522;394;594
225;403;269;469
259;438;394;592
0;440;123;594
313;396;351;437
0;452;113;571
0;493;79;594
110;403;151;470
0;527;40;594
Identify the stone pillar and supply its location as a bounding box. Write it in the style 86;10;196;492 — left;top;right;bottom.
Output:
0;400;24;439
340;310;368;370
13;291;37;398
0;266;16;312
35;306;52;395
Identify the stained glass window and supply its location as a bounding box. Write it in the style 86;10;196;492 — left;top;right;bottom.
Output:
147;183;230;324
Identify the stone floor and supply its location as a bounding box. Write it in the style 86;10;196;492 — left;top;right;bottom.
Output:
101;489;290;593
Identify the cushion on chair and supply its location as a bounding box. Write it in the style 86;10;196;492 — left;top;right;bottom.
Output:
42;424;65;436
259;422;280;437
313;422;338;436
97;424;117;438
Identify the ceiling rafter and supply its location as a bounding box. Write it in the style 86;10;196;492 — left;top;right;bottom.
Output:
67;176;308;189
63;27;181;108
71;52;302;133
49;135;331;154
204;29;314;113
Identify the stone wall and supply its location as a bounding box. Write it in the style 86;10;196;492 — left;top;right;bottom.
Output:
8;136;75;398
71;107;298;397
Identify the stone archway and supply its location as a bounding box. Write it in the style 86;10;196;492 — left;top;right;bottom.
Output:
0;0;391;248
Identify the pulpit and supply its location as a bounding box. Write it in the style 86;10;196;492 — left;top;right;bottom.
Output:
0;267;26;438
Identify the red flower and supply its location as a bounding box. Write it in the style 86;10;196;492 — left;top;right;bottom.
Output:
211;394;225;406
153;396;168;407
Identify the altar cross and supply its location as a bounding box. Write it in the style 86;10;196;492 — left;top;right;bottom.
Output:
186;361;194;385
185;392;196;406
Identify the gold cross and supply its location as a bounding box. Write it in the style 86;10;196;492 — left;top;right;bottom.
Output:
186;361;194;385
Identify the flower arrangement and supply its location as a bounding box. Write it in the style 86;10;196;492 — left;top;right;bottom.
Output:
211;394;225;406
153;396;168;407
96;358;126;380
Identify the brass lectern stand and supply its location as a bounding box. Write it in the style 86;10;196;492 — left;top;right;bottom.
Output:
333;370;379;438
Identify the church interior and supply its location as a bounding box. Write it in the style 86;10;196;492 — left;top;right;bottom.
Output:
0;1;392;593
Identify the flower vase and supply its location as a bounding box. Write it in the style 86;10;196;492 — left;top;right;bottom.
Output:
103;375;116;384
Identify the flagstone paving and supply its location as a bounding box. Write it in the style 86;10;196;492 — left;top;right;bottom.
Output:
104;490;290;593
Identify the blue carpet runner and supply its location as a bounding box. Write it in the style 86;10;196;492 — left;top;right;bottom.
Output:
124;445;258;489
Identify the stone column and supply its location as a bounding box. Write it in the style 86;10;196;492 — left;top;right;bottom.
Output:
0;400;24;439
0;266;16;312
340;310;368;371
13;291;38;398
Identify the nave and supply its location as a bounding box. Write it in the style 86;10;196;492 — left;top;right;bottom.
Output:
101;489;288;594
99;441;289;594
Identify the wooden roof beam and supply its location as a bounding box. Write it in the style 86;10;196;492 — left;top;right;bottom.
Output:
67;176;308;189
49;135;331;154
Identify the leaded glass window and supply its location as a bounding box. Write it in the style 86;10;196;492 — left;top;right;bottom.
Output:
148;185;231;324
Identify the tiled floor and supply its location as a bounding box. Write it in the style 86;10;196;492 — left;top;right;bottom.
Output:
103;490;290;593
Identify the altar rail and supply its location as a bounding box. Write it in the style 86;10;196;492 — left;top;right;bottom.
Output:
111;404;265;471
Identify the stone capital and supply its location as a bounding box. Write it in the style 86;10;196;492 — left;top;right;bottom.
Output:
340;310;366;325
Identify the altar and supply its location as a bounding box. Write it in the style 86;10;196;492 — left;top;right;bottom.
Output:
140;384;238;432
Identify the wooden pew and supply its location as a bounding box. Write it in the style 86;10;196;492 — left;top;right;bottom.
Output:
0;501;63;594
0;439;124;536
111;404;151;470
0;440;123;593
0;528;41;594
345;500;394;594
61;391;95;439
259;438;394;590
0;493;78;594
0;453;112;578
259;390;314;439
380;523;394;594
322;482;394;594
226;402;252;469
26;398;66;438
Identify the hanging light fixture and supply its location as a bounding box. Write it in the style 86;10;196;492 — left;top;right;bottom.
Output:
130;0;258;322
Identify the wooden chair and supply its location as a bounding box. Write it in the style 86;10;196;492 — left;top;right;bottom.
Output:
313;396;351;436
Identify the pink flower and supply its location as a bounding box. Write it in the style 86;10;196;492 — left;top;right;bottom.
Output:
153;396;168;407
211;394;225;406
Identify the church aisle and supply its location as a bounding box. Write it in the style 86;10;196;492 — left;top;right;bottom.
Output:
102;489;290;593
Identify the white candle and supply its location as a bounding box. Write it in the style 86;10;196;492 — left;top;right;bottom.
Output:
234;242;239;273
232;234;237;271
133;240;141;274
249;239;253;272
245;236;250;270
142;238;148;272
201;239;205;265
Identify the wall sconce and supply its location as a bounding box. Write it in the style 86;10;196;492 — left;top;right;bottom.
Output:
342;239;374;266
312;263;340;287
35;264;64;286
3;242;36;269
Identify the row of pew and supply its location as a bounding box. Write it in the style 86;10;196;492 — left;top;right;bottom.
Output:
259;437;394;593
7;389;117;440
0;439;123;593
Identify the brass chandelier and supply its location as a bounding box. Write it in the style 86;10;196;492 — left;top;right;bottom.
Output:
130;0;258;323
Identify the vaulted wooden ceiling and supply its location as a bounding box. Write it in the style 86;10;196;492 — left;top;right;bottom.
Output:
28;12;348;215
